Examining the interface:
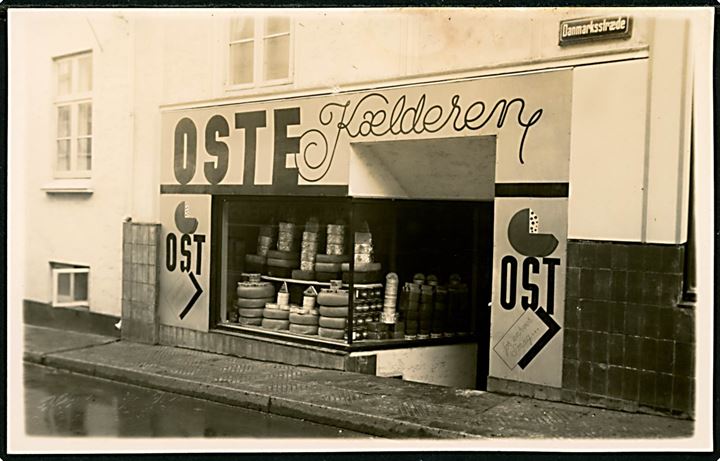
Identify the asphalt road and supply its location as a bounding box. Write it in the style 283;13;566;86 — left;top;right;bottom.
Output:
24;363;371;438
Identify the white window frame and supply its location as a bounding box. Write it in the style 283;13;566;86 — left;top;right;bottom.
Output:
226;16;294;91
53;51;93;179
51;267;90;308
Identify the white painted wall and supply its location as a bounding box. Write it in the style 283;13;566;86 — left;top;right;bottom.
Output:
568;60;649;242
10;11;134;316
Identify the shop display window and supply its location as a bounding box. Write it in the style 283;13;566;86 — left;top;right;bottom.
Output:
212;196;493;349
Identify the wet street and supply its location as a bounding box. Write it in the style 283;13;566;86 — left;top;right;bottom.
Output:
24;363;370;438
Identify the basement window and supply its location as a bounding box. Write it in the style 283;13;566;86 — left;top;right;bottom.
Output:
50;262;89;307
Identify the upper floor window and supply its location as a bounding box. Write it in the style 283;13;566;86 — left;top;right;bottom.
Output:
228;16;292;88
54;51;93;177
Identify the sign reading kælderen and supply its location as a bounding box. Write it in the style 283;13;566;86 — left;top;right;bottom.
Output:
559;16;632;46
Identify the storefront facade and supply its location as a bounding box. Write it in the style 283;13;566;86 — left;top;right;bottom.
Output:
12;9;712;418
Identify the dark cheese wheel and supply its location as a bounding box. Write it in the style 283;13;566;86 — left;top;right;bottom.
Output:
291;269;316;281
315;254;351;263
235;297;274;308
245;254;266;265
318;327;345;339
318;316;346;329
236;284;275;299
261;318;290;330
267;267;292;278
238;307;264;318
317;291;349;306
315;271;339;282
314;262;342;272
289;324;319;335
266;249;300;260
318;305;349;318
263;308;290;320
266;257;298;268
289;312;319;325
238;316;263;326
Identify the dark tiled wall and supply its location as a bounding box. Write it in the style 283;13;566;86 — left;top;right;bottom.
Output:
121;222;161;344
563;240;694;417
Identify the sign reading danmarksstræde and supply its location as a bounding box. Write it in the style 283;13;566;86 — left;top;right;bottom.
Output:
559;16;632;46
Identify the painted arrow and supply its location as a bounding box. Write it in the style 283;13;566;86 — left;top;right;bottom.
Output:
179;272;203;320
517;307;561;369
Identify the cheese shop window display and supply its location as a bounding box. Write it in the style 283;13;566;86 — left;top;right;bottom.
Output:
214;196;492;347
216;196;355;342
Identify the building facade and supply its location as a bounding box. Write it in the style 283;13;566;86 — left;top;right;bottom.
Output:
10;8;713;418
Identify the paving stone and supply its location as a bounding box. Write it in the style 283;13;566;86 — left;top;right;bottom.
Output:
25;325;694;439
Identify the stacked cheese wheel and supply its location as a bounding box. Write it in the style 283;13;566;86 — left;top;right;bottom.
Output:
262;302;290;330
288;306;320;335
316;289;349;340
236;281;275;326
266;249;299;279
293;218;320;281
245;225;274;273
341;228;382;284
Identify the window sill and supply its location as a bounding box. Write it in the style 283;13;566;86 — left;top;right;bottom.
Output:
42;179;93;195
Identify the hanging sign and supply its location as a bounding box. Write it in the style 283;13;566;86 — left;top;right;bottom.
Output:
559;16;632;46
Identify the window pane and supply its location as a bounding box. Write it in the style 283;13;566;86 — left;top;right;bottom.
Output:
78;103;92;136
265;16;290;36
230;17;254;41
57;140;71;171
57;273;72;303
74;272;88;302
77;54;93;92
77;138;92;171
57;59;72;96
57;106;71;138
230;42;254;85
264;35;290;81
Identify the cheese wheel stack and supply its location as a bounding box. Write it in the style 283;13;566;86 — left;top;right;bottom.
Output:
235;279;275;326
296;217;320;278
316;288;349;340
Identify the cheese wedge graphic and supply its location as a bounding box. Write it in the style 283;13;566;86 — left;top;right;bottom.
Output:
174;201;199;234
507;208;558;257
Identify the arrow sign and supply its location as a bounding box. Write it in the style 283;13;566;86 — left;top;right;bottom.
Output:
518;307;560;369
179;272;203;320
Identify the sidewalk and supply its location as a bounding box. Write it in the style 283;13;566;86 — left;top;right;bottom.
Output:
23;324;694;439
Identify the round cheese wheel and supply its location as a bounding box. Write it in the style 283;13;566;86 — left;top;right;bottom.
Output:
235;297;274;308
289;324;319;335
236;284;275;299
289;312;319;325
319;316;346;329
318;305;349;318
317;291;349;306
318;327;345;339
238;307;264;318
267;250;300;261
263;308;290;320
267;257;298;268
291;269;316;281
315;262;342;272
261;318;290;330
315;254;350;263
238;316;262;326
